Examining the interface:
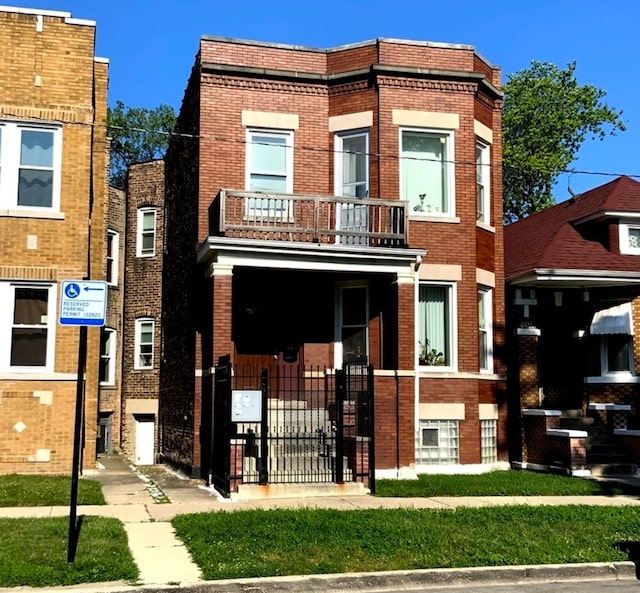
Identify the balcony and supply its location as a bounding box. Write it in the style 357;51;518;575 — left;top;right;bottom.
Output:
208;189;408;248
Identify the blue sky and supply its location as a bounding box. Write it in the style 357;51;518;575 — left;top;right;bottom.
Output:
5;0;638;200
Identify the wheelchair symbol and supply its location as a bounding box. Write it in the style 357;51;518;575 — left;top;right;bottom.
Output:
64;283;81;299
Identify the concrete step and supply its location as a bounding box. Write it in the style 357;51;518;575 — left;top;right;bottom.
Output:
232;480;366;501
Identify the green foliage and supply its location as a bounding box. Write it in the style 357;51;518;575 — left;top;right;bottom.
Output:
419;341;445;365
375;470;629;497
0;474;105;507
0;516;138;587
107;100;176;188
503;61;626;223
172;505;638;579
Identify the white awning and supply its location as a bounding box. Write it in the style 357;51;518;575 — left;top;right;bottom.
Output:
590;302;634;335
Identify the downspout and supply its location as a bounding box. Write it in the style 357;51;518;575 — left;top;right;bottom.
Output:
395;369;400;477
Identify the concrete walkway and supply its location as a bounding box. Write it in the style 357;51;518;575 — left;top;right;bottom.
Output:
1;453;639;592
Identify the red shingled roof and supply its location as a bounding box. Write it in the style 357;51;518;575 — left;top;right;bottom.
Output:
504;176;640;281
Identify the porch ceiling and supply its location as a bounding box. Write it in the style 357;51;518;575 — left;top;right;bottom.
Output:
507;268;640;289
197;236;425;274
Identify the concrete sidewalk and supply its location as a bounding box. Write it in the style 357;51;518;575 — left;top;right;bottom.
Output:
1;452;639;592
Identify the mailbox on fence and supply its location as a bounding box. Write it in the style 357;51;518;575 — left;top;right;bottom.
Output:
231;390;262;422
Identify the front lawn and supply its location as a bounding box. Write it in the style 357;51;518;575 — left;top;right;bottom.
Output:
0;516;138;587
375;470;634;497
172;505;639;580
0;474;105;507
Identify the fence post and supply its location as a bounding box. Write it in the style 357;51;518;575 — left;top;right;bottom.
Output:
259;368;269;484
335;368;345;483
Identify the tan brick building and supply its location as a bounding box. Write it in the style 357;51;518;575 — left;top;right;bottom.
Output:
0;6;108;474
160;36;507;492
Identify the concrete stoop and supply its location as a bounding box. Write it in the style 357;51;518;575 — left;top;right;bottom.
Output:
231;481;370;501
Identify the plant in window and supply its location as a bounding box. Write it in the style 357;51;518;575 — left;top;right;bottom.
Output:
419;340;445;365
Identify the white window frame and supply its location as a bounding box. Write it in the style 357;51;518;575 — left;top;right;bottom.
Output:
334;281;369;369
479;287;493;374
134;318;154;370
136;208;156;258
334;129;369;198
400;127;455;217
476;139;490;224
100;327;116;385
245;128;294;218
106;229;119;286
417;281;457;371
619;220;640;254
0;282;56;373
0;121;63;213
600;335;634;377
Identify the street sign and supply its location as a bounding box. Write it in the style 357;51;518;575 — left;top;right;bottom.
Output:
59;280;107;326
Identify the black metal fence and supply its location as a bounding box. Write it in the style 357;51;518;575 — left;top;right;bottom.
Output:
210;357;374;497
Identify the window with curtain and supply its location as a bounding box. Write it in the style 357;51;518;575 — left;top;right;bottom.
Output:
336;131;368;198
418;283;452;367
135;318;154;370
401;129;453;215
246;129;293;217
0;122;62;211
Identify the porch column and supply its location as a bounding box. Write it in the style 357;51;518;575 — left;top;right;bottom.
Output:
210;263;234;362
395;269;416;369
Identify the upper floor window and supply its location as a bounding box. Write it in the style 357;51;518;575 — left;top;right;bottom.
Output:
418;282;455;369
246;129;293;218
134;318;154;370
476;140;490;224
619;221;640;254
335;131;369;198
136;208;156;257
401;128;454;216
100;327;116;385
478;288;493;373
106;229;119;285
0;122;62;211
0;283;56;372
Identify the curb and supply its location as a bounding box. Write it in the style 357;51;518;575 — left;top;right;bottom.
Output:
52;561;637;593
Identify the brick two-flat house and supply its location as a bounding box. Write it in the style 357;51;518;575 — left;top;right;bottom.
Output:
505;176;640;475
0;6;109;474
152;35;506;494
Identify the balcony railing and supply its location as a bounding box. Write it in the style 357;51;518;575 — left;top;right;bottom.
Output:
209;189;408;247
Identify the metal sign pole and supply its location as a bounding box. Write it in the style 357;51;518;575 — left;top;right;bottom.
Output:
67;324;87;566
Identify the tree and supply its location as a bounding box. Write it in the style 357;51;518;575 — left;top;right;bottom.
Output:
107;101;176;188
502;61;626;223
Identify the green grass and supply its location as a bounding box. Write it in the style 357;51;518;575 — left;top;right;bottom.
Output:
0;516;138;587
375;470;634;497
173;505;640;580
0;474;106;507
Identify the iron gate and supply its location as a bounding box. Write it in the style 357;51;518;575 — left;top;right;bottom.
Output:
209;356;374;497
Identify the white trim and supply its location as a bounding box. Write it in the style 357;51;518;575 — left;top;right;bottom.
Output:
417;280;457;371
334;281;369;369
99;327;116;386
474;120;493;144
134;318;154;370
392;109;460;129
476;268;495;288
106;229;119;286
589;403;631;411
419;264;462;281
522;409;561;416
136;208;156;258
478;286;493;374
419;403;465;420
241;110;299;130
328;111;373;132
479;403;498;421
547;428;588;438
619;220;640;254
590;302;633;334
475;138;490;224
516;328;541;336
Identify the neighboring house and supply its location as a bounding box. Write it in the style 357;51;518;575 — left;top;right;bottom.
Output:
0;7;108;473
505;176;640;475
158;36;506;494
120;161;165;465
98;186;126;455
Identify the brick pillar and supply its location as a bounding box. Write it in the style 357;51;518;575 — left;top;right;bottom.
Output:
517;329;541;409
395;269;416;370
211;263;233;362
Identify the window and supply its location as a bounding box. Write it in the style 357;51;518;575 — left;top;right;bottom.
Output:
476;140;490;224
136;208;156;257
135;319;154;370
0;121;62;211
335;131;369;244
478;288;493;373
601;335;633;375
100;328;116;385
619;221;640;254
481;419;497;463
418;283;454;368
246;129;293;217
416;419;459;464
106;230;119;285
401;128;454;215
0;283;56;372
338;284;368;366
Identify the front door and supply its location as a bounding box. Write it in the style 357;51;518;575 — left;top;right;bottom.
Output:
335;131;369;245
337;283;369;366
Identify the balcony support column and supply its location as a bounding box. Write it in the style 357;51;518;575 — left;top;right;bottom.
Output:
210;262;234;362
